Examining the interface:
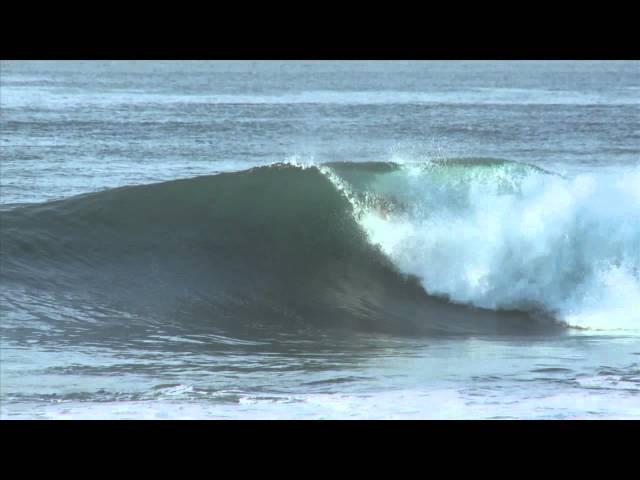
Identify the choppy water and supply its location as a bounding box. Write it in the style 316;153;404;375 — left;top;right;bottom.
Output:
1;60;639;419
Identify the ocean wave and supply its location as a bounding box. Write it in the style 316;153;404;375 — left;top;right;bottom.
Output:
2;159;638;334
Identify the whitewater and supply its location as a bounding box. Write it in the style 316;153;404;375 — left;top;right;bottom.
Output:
337;159;640;332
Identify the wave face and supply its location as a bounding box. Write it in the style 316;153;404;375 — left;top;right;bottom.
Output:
2;159;638;335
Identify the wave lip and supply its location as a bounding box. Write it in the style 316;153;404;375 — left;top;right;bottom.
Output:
3;159;637;335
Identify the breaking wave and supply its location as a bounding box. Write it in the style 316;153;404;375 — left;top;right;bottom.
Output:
2;158;638;335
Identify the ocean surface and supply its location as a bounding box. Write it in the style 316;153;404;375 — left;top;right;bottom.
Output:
1;60;639;419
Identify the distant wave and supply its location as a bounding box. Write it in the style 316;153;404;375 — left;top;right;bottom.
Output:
2;159;638;335
3;87;639;109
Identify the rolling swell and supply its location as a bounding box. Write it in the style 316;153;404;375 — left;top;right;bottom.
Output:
0;162;561;336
